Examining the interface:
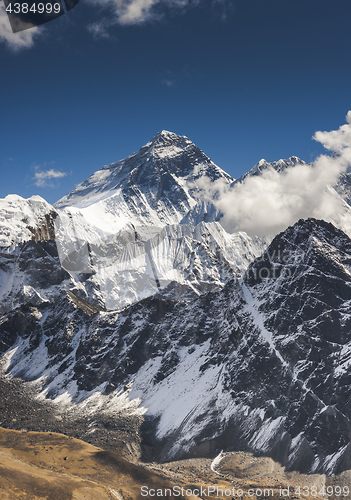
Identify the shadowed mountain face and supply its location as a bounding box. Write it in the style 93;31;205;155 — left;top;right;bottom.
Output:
241;219;351;473
1;132;351;476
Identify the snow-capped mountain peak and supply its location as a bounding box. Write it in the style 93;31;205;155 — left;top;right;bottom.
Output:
49;132;250;311
55;131;233;229
146;129;191;149
235;156;306;184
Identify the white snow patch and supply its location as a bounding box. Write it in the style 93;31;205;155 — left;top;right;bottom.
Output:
249;416;285;452
242;282;288;367
211;450;224;474
322;445;349;475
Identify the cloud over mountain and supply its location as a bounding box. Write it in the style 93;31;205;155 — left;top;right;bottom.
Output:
194;112;351;236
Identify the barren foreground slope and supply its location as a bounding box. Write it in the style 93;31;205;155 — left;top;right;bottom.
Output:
0;427;180;499
1;427;351;500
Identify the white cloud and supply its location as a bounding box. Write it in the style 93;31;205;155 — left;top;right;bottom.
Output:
116;0;160;24
313;111;351;154
87;20;111;38
87;0;162;25
0;2;42;51
192;112;351;237
33;168;67;188
86;0;206;29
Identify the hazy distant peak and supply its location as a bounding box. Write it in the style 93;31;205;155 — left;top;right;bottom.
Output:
253;156;305;170
235;155;306;184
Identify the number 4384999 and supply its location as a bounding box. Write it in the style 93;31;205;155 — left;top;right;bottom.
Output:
295;486;350;496
5;2;61;13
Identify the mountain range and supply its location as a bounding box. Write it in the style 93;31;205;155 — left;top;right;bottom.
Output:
1;130;351;476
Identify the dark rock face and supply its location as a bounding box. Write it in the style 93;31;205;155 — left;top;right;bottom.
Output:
28;211;58;243
242;219;351;472
2;217;351;474
0;237;69;315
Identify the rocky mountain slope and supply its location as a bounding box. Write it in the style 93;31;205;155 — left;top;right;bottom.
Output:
1;131;351;476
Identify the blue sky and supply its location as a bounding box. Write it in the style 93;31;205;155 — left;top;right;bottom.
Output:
1;0;351;204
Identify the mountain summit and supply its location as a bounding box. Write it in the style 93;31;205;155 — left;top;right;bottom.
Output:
55;131;232;229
